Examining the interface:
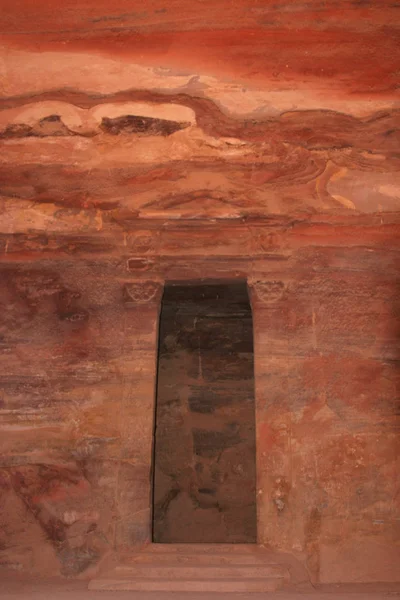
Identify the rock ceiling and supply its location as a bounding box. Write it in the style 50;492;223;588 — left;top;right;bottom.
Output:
0;0;399;244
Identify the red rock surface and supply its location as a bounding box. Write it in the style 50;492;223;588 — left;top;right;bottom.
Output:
0;0;399;585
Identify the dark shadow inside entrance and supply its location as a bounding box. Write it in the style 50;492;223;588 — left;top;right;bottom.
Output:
152;280;257;543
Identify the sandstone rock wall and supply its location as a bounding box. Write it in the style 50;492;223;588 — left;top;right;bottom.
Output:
0;0;399;584
0;226;398;581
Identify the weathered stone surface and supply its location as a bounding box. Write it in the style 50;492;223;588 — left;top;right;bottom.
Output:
0;229;398;582
0;0;399;585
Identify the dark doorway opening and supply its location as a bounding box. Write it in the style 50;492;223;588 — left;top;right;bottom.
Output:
152;280;257;543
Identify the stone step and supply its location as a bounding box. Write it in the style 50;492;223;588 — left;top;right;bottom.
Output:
88;545;304;593
89;577;284;593
139;543;262;554
124;552;279;565
114;563;288;579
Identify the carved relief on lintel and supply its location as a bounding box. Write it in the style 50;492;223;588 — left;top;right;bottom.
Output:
125;231;160;254
248;279;286;304
12;271;62;301
123;281;163;306
250;229;284;253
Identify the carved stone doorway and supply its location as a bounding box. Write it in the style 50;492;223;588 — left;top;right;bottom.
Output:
152;280;257;543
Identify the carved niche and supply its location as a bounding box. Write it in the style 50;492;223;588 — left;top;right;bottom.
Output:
126;258;154;272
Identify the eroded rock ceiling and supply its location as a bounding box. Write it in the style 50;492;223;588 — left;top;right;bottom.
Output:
0;0;399;243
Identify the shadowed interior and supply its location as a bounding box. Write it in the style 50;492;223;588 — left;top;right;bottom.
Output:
152;281;257;543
